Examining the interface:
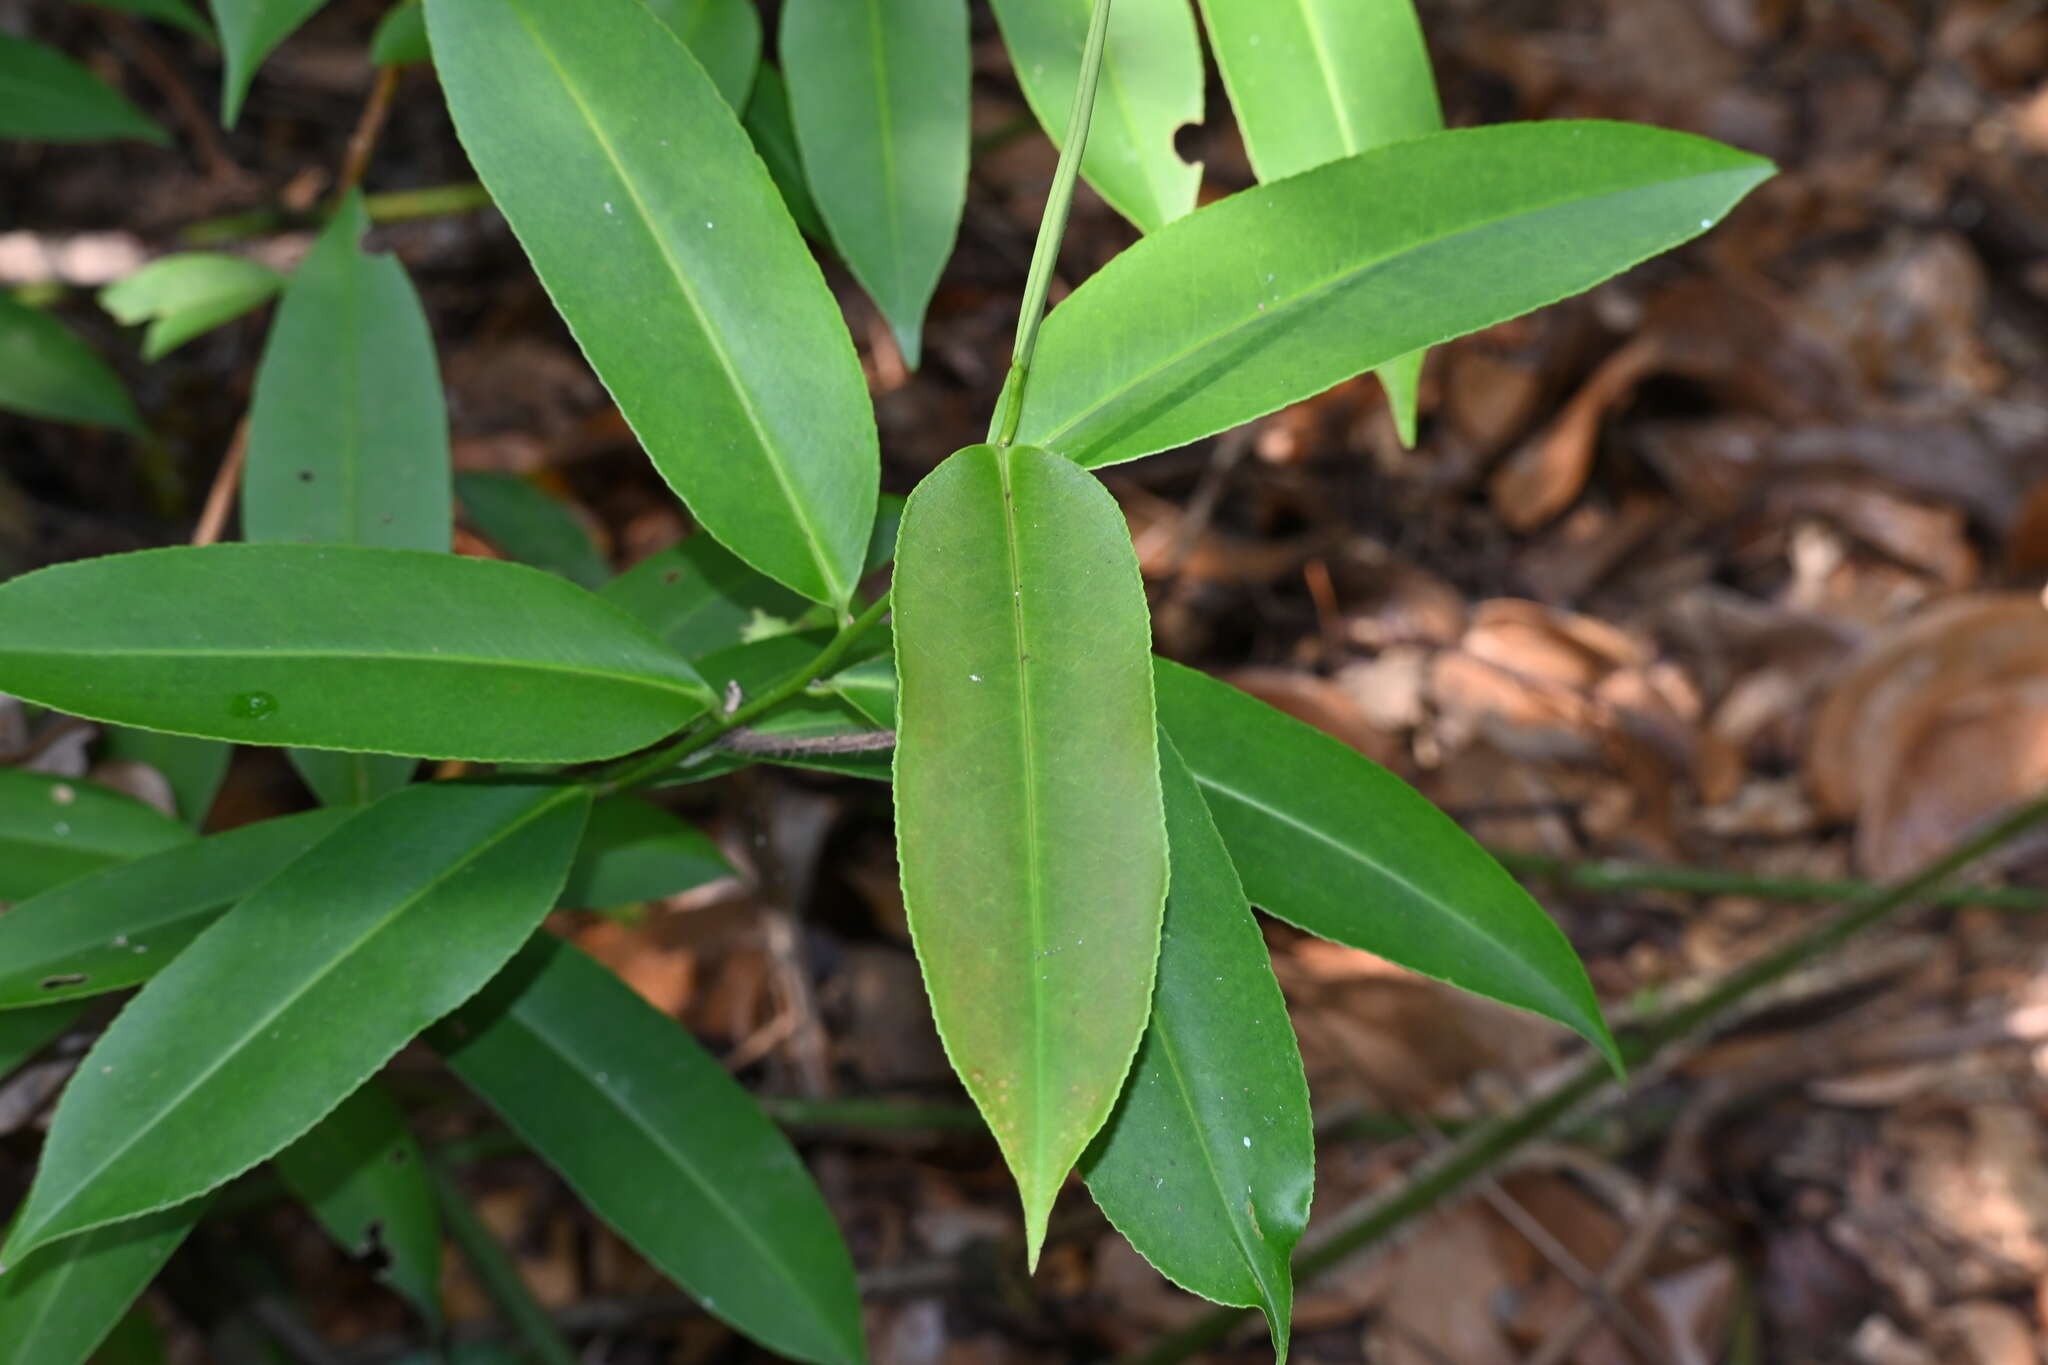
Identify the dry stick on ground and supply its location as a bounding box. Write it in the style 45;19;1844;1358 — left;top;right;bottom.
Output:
1120;791;2048;1365
189;416;250;547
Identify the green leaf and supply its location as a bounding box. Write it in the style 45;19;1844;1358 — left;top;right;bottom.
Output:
0;781;590;1263
743;65;829;245
0;808;354;1010
601;535;820;659
0;545;714;763
1197;0;1443;445
829;655;896;729
85;1301;165;1365
0;1002;88;1079
1154;659;1620;1069
77;0;214;41
0;35;168;145
432;936;867;1365
0;293;143;435
781;0;968;367
893;443;1166;1264
99;729;230;828
0;771;189;902
210;0;326;127
0;1203;203;1365
560;795;731;911
456;473;609;590
98;253;283;361
425;0;878;608
986;0;1202;233
1014;122;1774;468
273;1079;441;1325
289;750;419;809
371;0;429;67
644;0;761;111
1081;735;1311;1359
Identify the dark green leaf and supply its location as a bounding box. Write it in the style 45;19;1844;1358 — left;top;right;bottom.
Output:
210;0;326;127
0;293;143;434
0;545;715;762
1082;735;1311;1358
560;795;732;911
781;0;968;366
99;729;230;828
893;443;1166;1263
645;0;761;111
371;0;429;67
84;1300;164;1365
601;535;820;659
289;750;419;809
0;1002;88;1079
743;65;829;245
1154;659;1620;1068
433;936;867;1365
0;1203;203;1365
0;771;189;902
426;0;878;607
985;0;1202;233
828;656;895;729
1;782;590;1262
273;1079;441;1324
0;808;354;1010
456;473;609;590
0;35;167;145
1014;122;1773;468
98;254;283;361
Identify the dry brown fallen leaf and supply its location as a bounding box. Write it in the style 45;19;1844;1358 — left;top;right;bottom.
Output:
1490;335;1665;533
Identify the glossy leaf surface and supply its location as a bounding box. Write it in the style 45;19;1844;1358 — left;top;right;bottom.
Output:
1082;736;1311;1357
274;1079;441;1323
98;253;283;361
744;64;828;243
0;1002;87;1079
560;796;732;911
456;473;609;590
433;936;866;1365
601;535;819;659
985;0;1201;232
1;782;590;1261
645;0;760;110
0;293;142;434
210;0;326;126
0;771;189;901
0;1202;202;1365
1155;660;1619;1068
0;808;353;1009
0;35;167;144
781;0;968;366
893;443;1166;1262
0;545;714;762
1014;122;1773;467
427;0;877;607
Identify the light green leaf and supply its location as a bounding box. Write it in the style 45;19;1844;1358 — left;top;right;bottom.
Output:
743;64;829;244
432;936;867;1365
98;254;282;361
273;1079;441;1324
99;729;230;828
601;535;820;659
0;771;189;902
645;0;761;111
781;0;968;367
893;442;1166;1265
1154;659;1620;1069
560;795;732;911
1014;122;1774;468
0;1002;88;1079
0;35;167;145
77;0;214;41
0;781;590;1263
1198;0;1442;444
0;545;715;763
0;808;354;1010
456;473;609;590
0;293;143;435
0;1202;203;1365
426;0;878;608
1082;735;1311;1359
986;0;1201;233
371;0;429;67
210;0;326;127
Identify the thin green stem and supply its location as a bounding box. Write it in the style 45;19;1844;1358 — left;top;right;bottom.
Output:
1495;850;2048;911
988;0;1115;448
427;1159;579;1365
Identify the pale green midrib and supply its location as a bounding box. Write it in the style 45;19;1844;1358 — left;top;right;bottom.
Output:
1153;1005;1273;1310
505;1;847;605
5;645;705;699
18;790;576;1249
4;1238;78;1346
340;245;364;545
1295;0;1359;155
507;1008;851;1359
1031;164;1759;451
865;0;907;307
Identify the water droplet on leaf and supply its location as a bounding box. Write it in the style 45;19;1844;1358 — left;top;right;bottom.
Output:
230;691;280;721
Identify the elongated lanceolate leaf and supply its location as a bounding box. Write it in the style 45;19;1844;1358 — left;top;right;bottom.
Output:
986;0;1201;233
1155;660;1620;1068
210;0;325;126
781;0;968;367
0;35;167;145
602;535;820;657
1198;0;1442;443
645;0;760;110
426;0;878;608
0;293;143;434
0;545;714;762
0;1002;87;1079
99;253;283;361
1014;122;1773;468
274;1079;441;1323
744;65;829;244
456;473;609;590
0;771;189;902
0;808;353;1010
433;936;866;1365
893;443;1166;1265
1083;735;1312;1358
0;782;590;1263
0;1202;203;1365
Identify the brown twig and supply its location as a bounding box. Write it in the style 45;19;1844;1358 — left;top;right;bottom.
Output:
94;12;241;183
335;64;401;202
190;416;250;546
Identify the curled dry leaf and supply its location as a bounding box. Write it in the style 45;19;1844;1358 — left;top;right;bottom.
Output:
1489;335;1665;533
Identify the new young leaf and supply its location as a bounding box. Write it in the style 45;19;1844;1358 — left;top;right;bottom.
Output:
98;253;284;361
